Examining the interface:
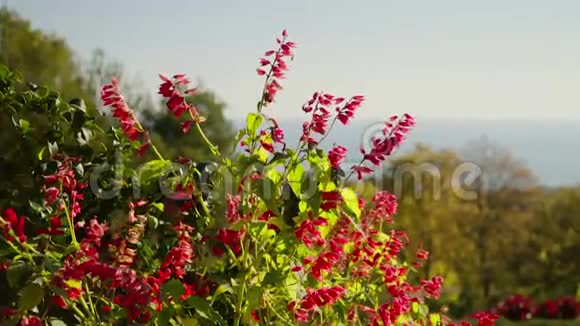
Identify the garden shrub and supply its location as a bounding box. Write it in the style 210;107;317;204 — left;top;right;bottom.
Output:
0;31;497;325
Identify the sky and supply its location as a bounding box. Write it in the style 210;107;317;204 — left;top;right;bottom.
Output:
6;0;580;121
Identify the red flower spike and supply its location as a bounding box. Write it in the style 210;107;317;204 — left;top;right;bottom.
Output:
328;145;347;169
101;79;143;142
256;31;295;105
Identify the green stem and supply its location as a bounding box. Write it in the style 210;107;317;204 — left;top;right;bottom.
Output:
78;295;94;322
71;303;88;321
234;277;246;326
63;204;78;247
84;281;99;322
1;236;34;264
317;115;339;145
150;140;166;162
194;122;218;155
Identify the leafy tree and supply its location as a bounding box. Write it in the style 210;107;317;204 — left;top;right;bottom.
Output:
529;186;580;298
379;144;479;313
461;136;540;304
0;8;94;105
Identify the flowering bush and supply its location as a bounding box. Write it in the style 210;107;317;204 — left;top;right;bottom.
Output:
0;31;496;325
493;294;536;321
535;297;580;320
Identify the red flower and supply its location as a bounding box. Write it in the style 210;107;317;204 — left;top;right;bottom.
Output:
295;219;326;248
310;251;340;280
85;219;109;247
421;275;444;299
320;191;342;211
416;248;429;260
1;208;27;243
328;145;347;169
311;108;331;134
166;94;190;117
36;216;65;236
257;30;295;105
158;74;175;97
159;221;194;282
336;95;365;125
51;295;67;309
0;306;17;317
298;286;345;318
473;312;500;326
353;114;415;179
215;228;245;256
226;194;242;223
101;79;143;142
20;315;42;326
44;187;60;205
181;120;193;134
372;191;398;217
251;310;260;322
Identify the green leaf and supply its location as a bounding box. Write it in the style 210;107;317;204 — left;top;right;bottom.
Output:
267;217;289;232
429;313;441;325
37;146;46;161
256;147;270;163
252;177;276;203
211;284;233;302
151;202;165;212
29;200;44;213
341;188;361;218
184;296;226;325
412;301;419;313
7;261;32;288
269;152;288;166
287;163;305;197
158;306;174;325
49;319;68;326
266;168;282;184
18;283;44;310
247;286;263;311
245;113;263;136
19;119;30;132
263;269;286;286
307;191;321;216
0;65;10;80
137;159;170;188
75;163;85;177
180;318;199;326
160;279;185;301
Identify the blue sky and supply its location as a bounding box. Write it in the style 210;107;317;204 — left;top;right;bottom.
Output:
7;0;580;120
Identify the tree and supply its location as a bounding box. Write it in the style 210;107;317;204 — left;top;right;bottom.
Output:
529;186;580;298
1;7;235;164
378;144;478;313
0;8;94;105
460;136;540;305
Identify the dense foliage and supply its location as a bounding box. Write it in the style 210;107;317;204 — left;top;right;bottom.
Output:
0;30;508;325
